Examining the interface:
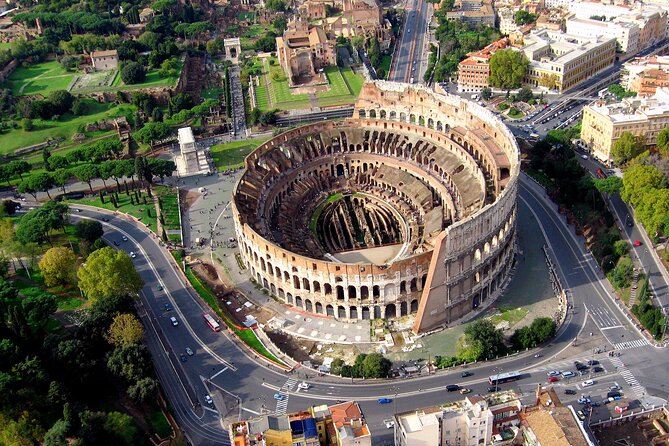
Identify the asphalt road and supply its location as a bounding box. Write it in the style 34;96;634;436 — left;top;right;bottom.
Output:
389;0;429;83
67;170;667;445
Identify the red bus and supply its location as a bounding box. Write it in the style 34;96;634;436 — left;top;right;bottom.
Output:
203;313;221;332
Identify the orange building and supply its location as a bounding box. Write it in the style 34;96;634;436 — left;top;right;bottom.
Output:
457;38;511;92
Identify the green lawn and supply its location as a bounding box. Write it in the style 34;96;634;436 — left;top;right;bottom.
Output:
0;100;132;155
149;410;172;438
156;186;181;232
379;55;392;79
490;307;529;328
3;60;77;97
210;137;269;170
66;189;158;234
13;276;84;311
265;60;310;110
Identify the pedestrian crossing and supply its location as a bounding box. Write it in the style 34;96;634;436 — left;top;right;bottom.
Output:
612;339;648;350
275;378;298;415
610;357;646;400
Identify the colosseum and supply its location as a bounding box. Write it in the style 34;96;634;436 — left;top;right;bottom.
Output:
232;82;520;334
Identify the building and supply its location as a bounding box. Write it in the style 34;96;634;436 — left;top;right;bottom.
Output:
457;38;511;92
522;29;616;92
139;7;155;23
622;55;669;95
174;127;211;177
90;49;118;71
229;402;370;446
581;88;669;164
446;0;496;26
566;4;667;59
275;19;336;86
394;393;522;446
232;82;520;334
518;386;592;446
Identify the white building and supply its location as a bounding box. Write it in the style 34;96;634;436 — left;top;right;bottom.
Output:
566;18;640;54
174;127;211;177
544;0;571;8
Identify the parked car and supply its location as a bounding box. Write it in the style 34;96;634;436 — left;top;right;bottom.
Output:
582;380;595;387
446;385;460;392
204;395;213;405
122;236;128;242
592;366;604;373
548;376;560;383
547;370;560;377
459;388;472;394
377;398;392;404
186;347;194;356
487;386;498;392
609;385;621;391
130;252;137;258
578;397;591;404
164;303;173;311
564;389;576;395
561;371;575;378
170;317;178;326
576;410;586;421
179;354;187;363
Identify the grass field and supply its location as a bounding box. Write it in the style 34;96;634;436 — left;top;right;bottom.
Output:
379;55;392;79
156;186;181;232
3;60;77;96
66;188;158;234
0;100;132;155
265;59;310;110
210;137;269;170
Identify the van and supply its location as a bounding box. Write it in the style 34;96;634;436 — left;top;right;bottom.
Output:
607;391;621;398
446;384;460;392
170;317;178;326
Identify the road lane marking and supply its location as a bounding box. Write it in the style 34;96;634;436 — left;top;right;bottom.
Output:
211;367;229;379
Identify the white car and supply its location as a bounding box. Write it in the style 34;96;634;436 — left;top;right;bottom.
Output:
170;317;178;326
547;370;560;377
130;252;137;258
561;371;575;378
582;380;595;387
204;395;213;405
297;382;310;390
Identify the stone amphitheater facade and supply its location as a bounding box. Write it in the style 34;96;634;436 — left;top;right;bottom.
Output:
232;81;520;334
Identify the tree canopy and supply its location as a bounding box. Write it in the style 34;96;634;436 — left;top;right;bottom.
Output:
77;247;144;303
489;49;529;90
106;314;144;347
612;131;644;165
38;247;78;287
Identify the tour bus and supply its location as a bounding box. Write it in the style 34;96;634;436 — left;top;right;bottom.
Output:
203;313;221;332
488;371;522;385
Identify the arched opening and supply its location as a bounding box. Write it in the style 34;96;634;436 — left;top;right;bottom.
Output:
410;299;418;313
336;164;345;176
348;285;357;300
369;109;377;118
313;281;321;293
400;281;406;294
350;306;358;319
305;299;313;312
263;278;269;289
287;293;294;304
385;304;396;318
421;274;427;289
374;306;381;319
400;301;408;316
336;286;345;300
270;284;276;295
338;306;346;319
326;304;334;317
293;276;301;289
373;285;380;299
410;278;418;292
324;283;332;295
295;296;303;308
473;294;480;309
302;278;310;291
278;288;285;298
315;302;323;314
361;307;370;320
360;286;369;300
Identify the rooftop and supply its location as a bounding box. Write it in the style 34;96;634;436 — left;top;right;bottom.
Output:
587;87;669;123
91;49;118;58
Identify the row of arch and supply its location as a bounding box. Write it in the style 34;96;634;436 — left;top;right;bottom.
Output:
282;293;419;320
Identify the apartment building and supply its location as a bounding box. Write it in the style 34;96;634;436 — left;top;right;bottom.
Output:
394;393;522;446
446;0;496;26
230;401;371;446
522;29;616;92
457;38;511;92
581;87;669;164
622;55;669;95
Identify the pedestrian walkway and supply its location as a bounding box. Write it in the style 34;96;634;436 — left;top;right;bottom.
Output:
274;378;298;415
609;356;646;401
612;339;648;350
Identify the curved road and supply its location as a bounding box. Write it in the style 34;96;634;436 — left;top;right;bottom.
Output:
71;172;664;445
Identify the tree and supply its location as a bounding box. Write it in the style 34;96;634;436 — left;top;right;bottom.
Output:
28;172;55;199
169;93;193;113
481;87;492;101
77;247;144;303
52;169;71;194
8;160;31;180
73;164;99;192
515;86;533;102
538;73;559;90
21;118;34;131
514;10;537;25
621;164;664;207
611;131;644;165
593;176;622;195
43;419;69;446
47;90;74;115
76;220;104;243
361;353;392;378
613;239;629;257
461;319;504;360
657;126;669;155
120;61;146;84
133;121;171;144
489;49;529;90
107;344;152;382
608;256;633;288
265;0;286;11
107;313;144;347
127;377;158;403
38;247;77;287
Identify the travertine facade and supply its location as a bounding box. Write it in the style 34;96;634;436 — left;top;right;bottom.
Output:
232;82;520;334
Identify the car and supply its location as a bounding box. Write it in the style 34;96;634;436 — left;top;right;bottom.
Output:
461;371;472;378
592;366;604;373
575;363;589;371
102;217;110;222
609;385;621;391
582;380;595;387
581;154;588;159
297;382;310;390
548;376;560;383
607;391;621;398
130;252;136;258
578;397;591;404
75;208;82;212
186;347;194;356
384;419;395;429
565;389;577;395
164;303;172;311
204;395;213;405
122;236;128;242
170;316;178;326
533;354;542;358
561;371;575;378
579;370;589;376
576;410;586;421
634;239;642;247
179;354;187;363
587;360;599;366
459;388;472;394
547;370;560;377
113;241;120;246
377;398;392;404
487;386;498;393
274;394;287;401
446;385;460;392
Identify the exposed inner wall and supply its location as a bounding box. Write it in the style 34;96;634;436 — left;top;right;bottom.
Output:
231;81;520;330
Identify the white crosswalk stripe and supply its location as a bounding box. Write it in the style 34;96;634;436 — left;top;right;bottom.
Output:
274;378;299;415
613;339;648;350
609;357;646;400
